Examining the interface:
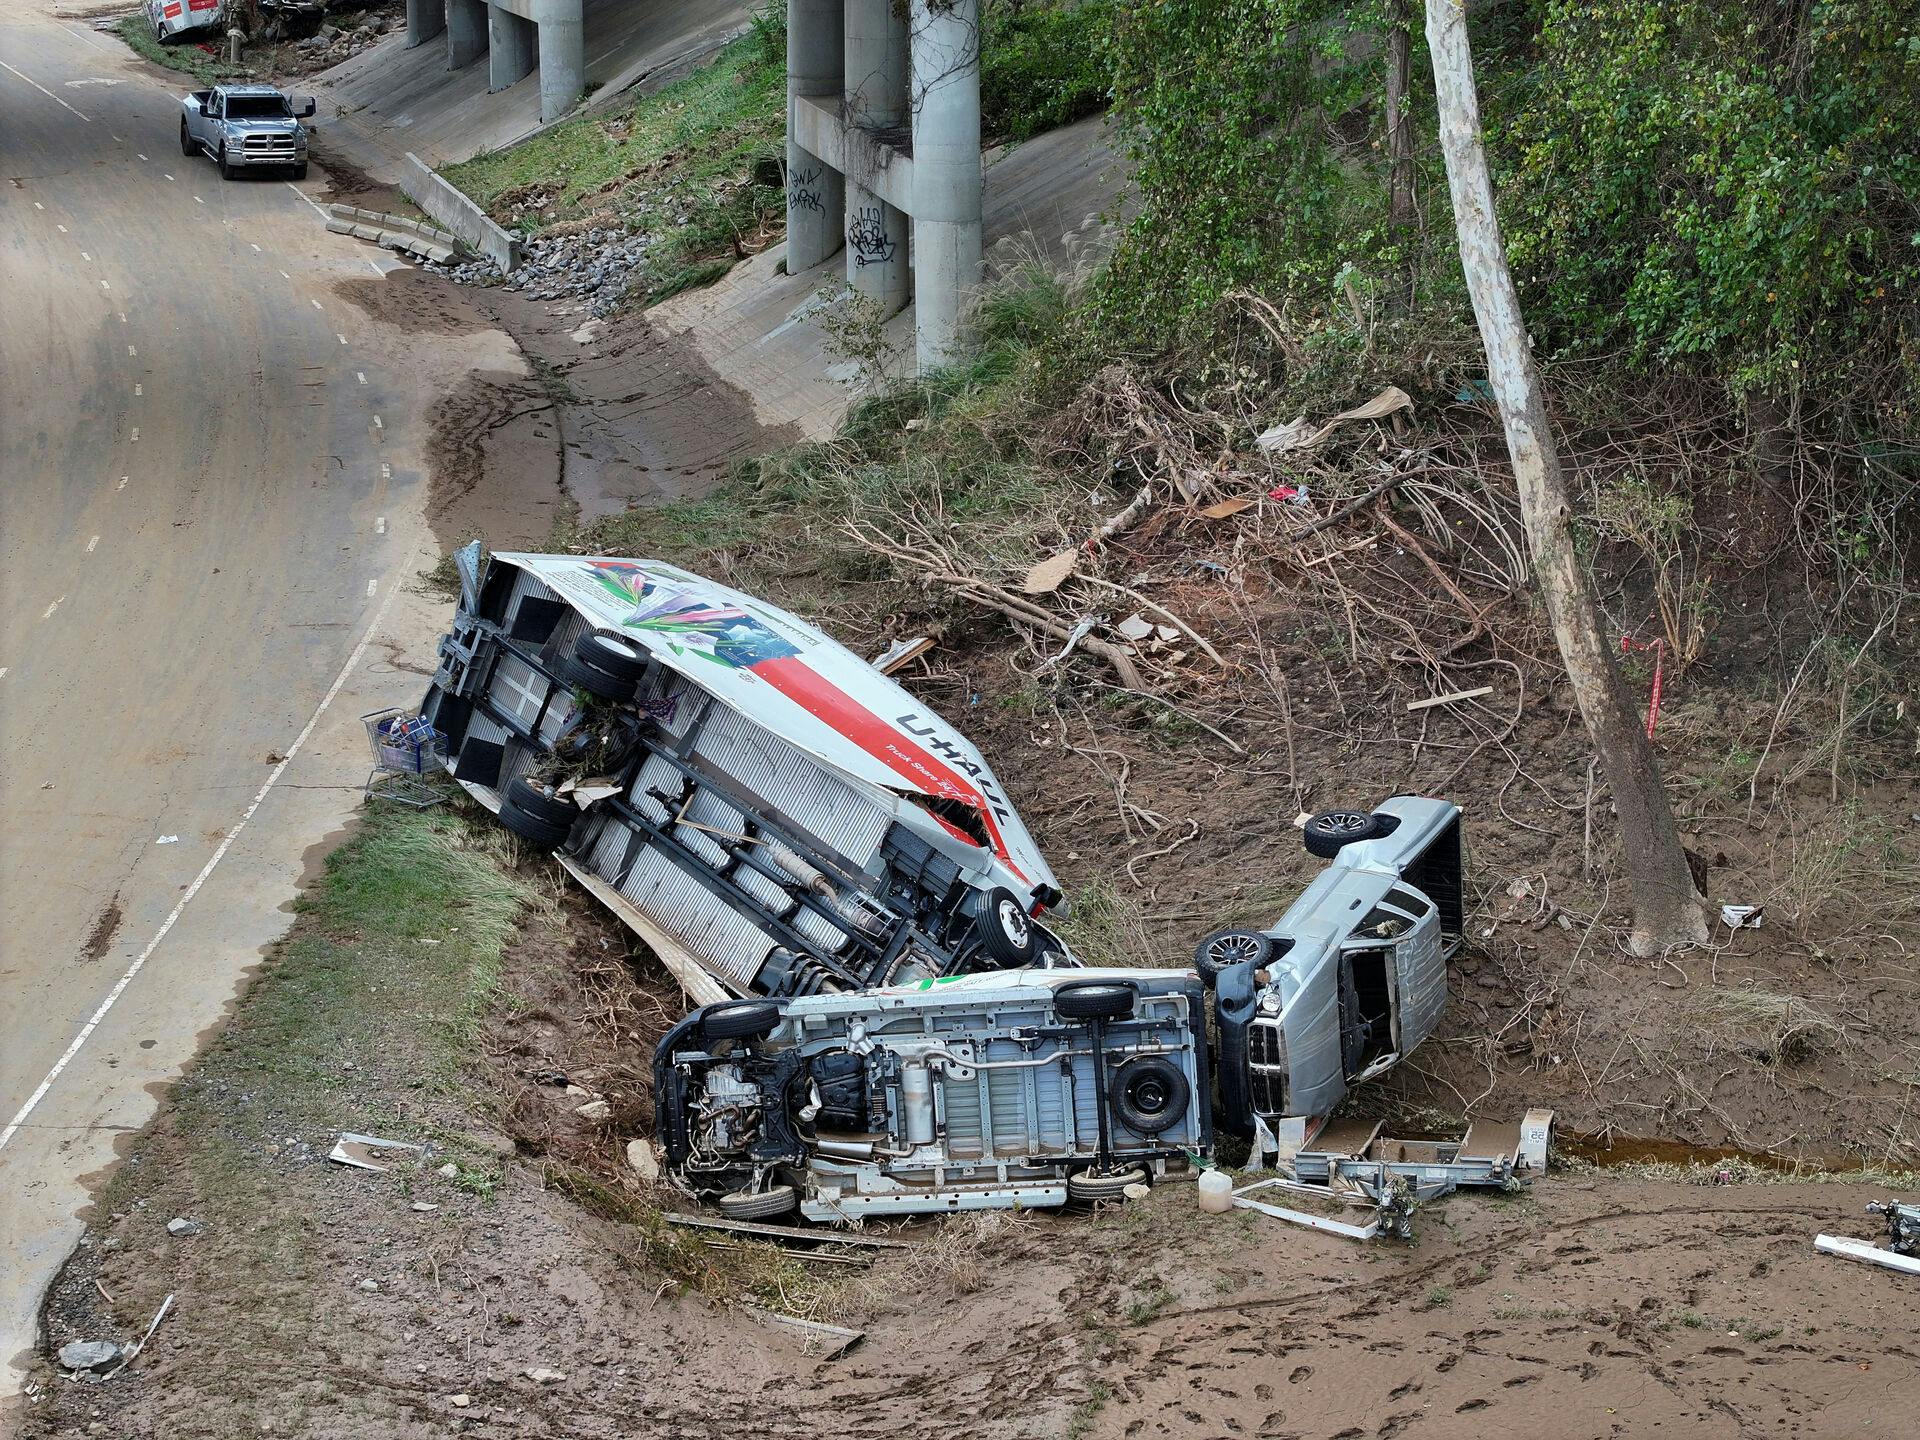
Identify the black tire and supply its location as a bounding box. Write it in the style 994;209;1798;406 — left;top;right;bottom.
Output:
1054;980;1136;1023
496;792;572;850
1193;928;1272;984
1111;1057;1191;1135
1067;1165;1149;1203
292;162;308;181
701;999;782;1042
976;886;1038;966
576;631;649;683
179;119;195;157
505;775;577;828
557;651;635;702
719;1183;797;1219
1303;809;1388;859
217;146;234;181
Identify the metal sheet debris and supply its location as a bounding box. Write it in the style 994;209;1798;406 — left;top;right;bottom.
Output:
327;1133;424;1172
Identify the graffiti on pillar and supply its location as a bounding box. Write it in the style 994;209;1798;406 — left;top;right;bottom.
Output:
848;205;898;267
788;164;826;215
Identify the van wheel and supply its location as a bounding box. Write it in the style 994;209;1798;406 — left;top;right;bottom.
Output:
1054;980;1136;1023
1302;809;1388;859
700;999;782;1042
1112;1057;1191;1135
179;119;195;156
1067;1165;1148;1203
719;1183;797;1219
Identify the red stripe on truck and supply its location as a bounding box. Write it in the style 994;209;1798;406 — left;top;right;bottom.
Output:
752;655;1029;884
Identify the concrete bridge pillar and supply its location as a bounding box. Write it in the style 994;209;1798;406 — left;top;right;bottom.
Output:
786;0;846;271
405;0;445;47
534;0;585;123
843;0;910;317
910;0;983;368
447;0;486;67
487;4;537;94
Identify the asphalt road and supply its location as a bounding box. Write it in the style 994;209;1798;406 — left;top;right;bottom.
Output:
0;9;511;1398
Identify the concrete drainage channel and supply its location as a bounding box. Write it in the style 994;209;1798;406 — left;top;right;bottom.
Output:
323;204;464;265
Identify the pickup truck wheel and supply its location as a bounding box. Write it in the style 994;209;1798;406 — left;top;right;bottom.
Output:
1067;1165;1149;1203
1054;980;1136;1023
1194;929;1272;985
1112;1057;1191;1135
700;999;782;1042
292;163;308;181
217;145;234;181
1302;809;1389;859
719;1184;797;1220
504;776;577;828
179;120;195;157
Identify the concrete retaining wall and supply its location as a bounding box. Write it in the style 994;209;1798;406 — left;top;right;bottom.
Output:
399;152;523;271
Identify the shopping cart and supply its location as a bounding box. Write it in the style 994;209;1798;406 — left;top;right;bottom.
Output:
362;707;447;808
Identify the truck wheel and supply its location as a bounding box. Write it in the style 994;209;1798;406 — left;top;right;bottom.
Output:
1054;980;1136;1023
576;631;649;683
975;887;1038;966
179;120;195;157
496;787;572;850
504;776;576;828
1302;809;1389;859
1193;928;1272;985
217;145;234;181
292;162;308;181
719;1184;797;1220
1066;1165;1148;1203
557;649;635;703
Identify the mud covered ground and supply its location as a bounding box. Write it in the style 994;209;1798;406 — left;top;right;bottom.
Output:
23;843;1920;1440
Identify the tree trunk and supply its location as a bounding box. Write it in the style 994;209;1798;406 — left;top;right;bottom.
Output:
1384;0;1416;310
1423;0;1707;955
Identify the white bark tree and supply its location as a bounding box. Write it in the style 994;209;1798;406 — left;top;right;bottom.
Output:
1424;0;1708;955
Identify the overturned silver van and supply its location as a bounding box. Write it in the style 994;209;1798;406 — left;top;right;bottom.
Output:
419;547;1068;1002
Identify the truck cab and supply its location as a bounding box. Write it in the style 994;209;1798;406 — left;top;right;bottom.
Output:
180;85;315;180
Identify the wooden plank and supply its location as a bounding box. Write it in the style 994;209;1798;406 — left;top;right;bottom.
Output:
1406;685;1493;712
661;1212;914;1249
743;1306;866;1359
1815;1234;1920;1276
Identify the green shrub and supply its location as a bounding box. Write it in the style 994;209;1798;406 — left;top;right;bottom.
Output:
982;0;1116;143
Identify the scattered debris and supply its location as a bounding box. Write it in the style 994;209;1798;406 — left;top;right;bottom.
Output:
1870;1198;1920;1255
358;1278;381;1292
410;1202;439;1213
660;1212;913;1249
56;1340;121;1374
526;1367;569;1385
1198;497;1253;519
870;634;934;674
327;1133;423;1172
154;835;179;845
97;1294;173;1381
1406;684;1494;712
626;1137;660;1181
1815;1232;1920;1277
436;1161;459;1179
573;1098;612;1122
164;1217;200;1238
743;1307;865;1361
1022;548;1078;594
1256;385;1412;453
1721;904;1764;929
450;1393;472;1408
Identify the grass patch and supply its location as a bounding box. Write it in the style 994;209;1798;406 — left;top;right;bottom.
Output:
1125;1282;1175;1326
1692;985;1843;1067
1066;1380;1115;1440
115;18;249;83
442;30;786;306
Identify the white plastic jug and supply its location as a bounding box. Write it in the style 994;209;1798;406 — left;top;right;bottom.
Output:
1197;1167;1234;1214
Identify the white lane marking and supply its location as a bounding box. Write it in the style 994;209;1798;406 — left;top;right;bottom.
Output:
80;252;91;262
134;383;142;396
194;196;204;205
281;179;329;221
128;345;136;357
117;476;128;490
365;579;378;597
100;280;109;290
371;416;383;430
56;224;66;233
41;596;64;620
118;313;126;323
163;173;174;181
0;550;417;1158
250;243;261;252
356;372;366;385
380;464;391;479
368;260;383;276
33;201;43;210
137;153;148;161
311;299;322;310
375;516;386;535
0;60;91;121
0;668;8;680
86;535;99;553
129;427;139;442
279;270;290;280
337;334;347;345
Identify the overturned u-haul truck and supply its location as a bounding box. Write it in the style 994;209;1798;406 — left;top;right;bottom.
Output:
419;549;1069;1002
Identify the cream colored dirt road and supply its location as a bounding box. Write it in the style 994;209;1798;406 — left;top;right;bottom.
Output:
0;9;528;1401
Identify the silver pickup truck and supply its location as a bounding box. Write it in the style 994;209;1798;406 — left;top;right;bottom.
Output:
179;84;314;180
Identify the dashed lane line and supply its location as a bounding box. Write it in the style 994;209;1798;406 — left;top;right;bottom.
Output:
375;516;386;535
337;334;348;345
117;477;128;491
357;372;366;385
55;223;66;233
41;596;64;620
0;552;418;1158
128;345;136;357
86;536;99;553
366;579;378;597
279;270;290;279
0;60;91;121
80;251;90;261
311;298;322;310
134;384;141;396
129;427;138;442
